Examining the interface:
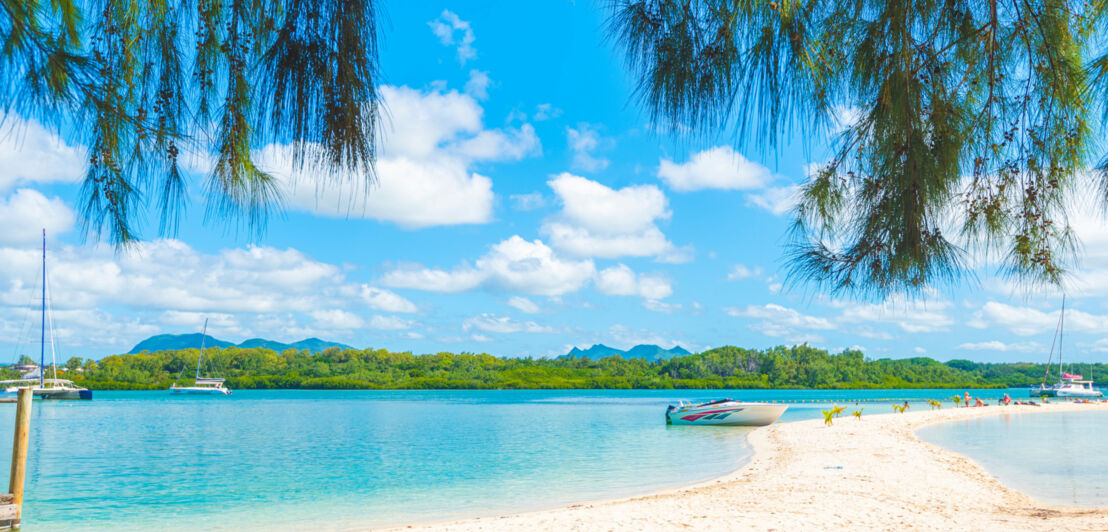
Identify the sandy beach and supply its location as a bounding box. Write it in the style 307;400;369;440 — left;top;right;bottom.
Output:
399;402;1108;531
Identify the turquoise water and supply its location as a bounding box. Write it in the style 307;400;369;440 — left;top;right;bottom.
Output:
0;388;1020;530
917;409;1108;507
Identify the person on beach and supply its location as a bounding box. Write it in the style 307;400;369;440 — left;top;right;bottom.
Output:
964;392;970;407
974;397;985;407
1001;393;1011;406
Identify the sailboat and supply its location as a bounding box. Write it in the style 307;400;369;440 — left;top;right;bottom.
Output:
1;230;92;400
1029;296;1103;398
169;319;231;395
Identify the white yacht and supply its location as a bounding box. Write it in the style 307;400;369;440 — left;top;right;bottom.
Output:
169;319;232;395
666;399;787;426
1029;297;1103;399
4;230;92;400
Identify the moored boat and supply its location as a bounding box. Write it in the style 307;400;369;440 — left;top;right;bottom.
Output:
169;319;232;395
1028;297;1103;399
665;399;787;426
4;230;92;401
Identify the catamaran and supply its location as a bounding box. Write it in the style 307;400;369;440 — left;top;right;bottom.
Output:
665;399;787;426
169;319;231;395
1;230;92;400
1029;296;1103;398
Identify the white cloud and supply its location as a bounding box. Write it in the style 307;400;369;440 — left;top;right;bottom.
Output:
595;264;673;300
835;299;953;333
566;124;609;172
657;146;772;191
357;286;418;313
969;301;1108;337
747;185;801;216
534;104;562;121
510;192;545;211
507;296;540;314
381;236;596;297
643;299;682;313
312;310;365;329
0;114;84;191
463;313;553;334
956;340;1042;353
726;304;834;331
428;10;476;64
0;189;75;244
542;173;685;261
268;85;540;229
378;265;486;294
465;69;491;100
368;315;417;331
548;173;669;233
727;264;762;281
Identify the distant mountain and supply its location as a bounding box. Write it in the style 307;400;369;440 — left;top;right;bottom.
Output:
129;334;234;354
561;344;693;362
127;334;352;355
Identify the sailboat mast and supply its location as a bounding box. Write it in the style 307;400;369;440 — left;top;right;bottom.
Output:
1059;295;1065;382
40;229;46;388
196;318;208;381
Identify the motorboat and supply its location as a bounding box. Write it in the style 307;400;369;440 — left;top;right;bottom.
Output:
666;399;787;426
169;319;232;395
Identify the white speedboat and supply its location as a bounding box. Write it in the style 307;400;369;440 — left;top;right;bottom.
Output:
169;319;232;395
666;399;787;426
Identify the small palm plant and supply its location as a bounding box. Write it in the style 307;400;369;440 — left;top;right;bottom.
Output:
831;405;846;418
892;403;909;413
951;395;963;407
927;399;942;410
852;408;864;420
822;408;836;426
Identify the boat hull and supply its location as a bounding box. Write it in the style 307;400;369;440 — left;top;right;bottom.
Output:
1029;386;1103;398
34;388;93;400
170;387;231;395
666;402;787;426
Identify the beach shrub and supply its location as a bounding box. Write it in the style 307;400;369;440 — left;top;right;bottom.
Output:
852;409;863;420
822;409;836;426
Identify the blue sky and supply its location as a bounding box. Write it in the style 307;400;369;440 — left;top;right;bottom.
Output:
2;1;1108;363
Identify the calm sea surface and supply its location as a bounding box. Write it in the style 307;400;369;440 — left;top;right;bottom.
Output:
0;388;1022;530
917;409;1108;506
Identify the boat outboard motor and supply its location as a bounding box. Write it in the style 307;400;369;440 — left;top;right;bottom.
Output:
665;404;676;424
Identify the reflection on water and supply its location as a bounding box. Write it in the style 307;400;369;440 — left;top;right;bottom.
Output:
917;410;1108;506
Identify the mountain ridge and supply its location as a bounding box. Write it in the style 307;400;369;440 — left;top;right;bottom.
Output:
127;334;352;355
561;343;692;362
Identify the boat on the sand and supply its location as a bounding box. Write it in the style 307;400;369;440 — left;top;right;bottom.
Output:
665;399;787;426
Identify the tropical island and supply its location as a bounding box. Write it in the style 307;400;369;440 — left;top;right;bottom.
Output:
17;341;1100;391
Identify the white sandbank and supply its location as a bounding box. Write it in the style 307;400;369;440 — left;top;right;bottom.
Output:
395;402;1108;531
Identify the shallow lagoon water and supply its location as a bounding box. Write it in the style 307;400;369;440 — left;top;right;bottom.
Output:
917;409;1108;507
0;388;1022;530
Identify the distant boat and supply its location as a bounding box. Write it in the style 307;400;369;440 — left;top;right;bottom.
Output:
1029;297;1103;399
169;319;232;395
665;399;787;426
2;230;92;400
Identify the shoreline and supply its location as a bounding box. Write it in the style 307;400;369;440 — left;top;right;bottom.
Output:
392;402;1108;531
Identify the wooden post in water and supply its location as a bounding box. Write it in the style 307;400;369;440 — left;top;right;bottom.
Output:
8;388;32;524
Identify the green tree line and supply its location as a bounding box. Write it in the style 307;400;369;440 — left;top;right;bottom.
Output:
33;344;1106;391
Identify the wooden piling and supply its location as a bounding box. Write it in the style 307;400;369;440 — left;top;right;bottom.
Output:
7;388;32;525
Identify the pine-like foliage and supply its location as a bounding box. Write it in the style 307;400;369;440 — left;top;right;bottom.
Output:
0;0;379;245
609;0;1106;297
